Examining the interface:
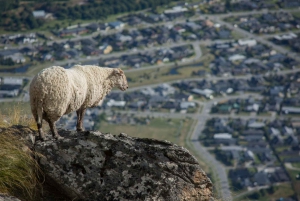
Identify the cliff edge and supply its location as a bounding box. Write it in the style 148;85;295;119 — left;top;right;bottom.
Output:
0;126;214;201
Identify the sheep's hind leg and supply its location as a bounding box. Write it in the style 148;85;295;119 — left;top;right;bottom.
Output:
76;108;86;131
49;121;63;140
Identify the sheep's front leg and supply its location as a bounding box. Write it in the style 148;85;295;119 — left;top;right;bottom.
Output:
76;108;86;131
37;121;45;141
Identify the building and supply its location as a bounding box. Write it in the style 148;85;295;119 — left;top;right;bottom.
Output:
32;10;46;18
108;21;125;29
238;39;257;47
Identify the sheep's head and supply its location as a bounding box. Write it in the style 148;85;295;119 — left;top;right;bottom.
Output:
113;68;128;91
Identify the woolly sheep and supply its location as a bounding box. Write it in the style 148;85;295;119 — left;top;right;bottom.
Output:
29;65;128;140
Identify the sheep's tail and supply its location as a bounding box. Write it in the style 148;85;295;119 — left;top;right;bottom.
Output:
36;99;43;130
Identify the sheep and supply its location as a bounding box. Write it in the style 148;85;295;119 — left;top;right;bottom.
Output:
29;65;128;140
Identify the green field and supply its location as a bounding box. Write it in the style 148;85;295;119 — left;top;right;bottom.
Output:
238;183;295;201
126;54;214;87
95;117;192;147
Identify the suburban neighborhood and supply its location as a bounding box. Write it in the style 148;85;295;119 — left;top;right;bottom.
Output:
1;0;300;200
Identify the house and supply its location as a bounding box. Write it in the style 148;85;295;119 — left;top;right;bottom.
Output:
140;87;156;96
100;57;122;68
185;22;202;31
128;100;145;110
248;121;265;129
126;16;142;26
228;54;246;61
55;51;71;60
218;30;231;39
98;23;110;31
214;133;236;145
191;88;214;99
238;39;257;46
0;77;23;98
99;44;113;54
2;77;23;85
86;23;100;31
254;172;270;186
108;21;125;29
20;47;37;56
32;10;46;18
81;38;97;46
214;133;232;140
270;127;281;137
58;27;89;37
282;106;300;114
180;102;196;110
229;168;251;179
155;84;175;96
82;46;99;56
162;101;178;110
242;129;264;136
6;53;26;63
244;135;264;142
66;49;79;58
0;49;24;63
173;93;193;101
106;99;126;107
41;53;53;61
282;126;294;136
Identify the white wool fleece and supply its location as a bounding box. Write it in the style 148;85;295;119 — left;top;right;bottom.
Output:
30;65;118;123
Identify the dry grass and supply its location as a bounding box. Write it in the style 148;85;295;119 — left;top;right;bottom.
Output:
0;103;36;130
0;103;42;199
0;129;42;200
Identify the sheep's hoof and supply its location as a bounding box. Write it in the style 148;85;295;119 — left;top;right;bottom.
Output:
76;128;84;132
36;135;45;142
54;135;64;140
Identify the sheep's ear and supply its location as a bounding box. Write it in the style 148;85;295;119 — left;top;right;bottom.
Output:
118;69;124;74
113;68;123;75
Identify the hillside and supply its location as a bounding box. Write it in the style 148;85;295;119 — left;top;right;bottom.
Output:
0;0;180;32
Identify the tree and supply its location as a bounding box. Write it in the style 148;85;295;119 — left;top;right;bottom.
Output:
225;0;232;11
248;192;260;200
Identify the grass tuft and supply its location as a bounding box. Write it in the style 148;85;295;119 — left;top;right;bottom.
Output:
0;103;42;200
0;103;37;130
0;130;42;200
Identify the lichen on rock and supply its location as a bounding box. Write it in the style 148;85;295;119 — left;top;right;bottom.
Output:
34;129;214;201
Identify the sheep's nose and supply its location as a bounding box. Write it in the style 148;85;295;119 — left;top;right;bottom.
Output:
127;86;129;89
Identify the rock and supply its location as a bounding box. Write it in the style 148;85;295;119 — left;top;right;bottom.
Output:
34;129;214;201
0;194;21;201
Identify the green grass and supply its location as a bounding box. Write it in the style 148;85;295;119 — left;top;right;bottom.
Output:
231;30;244;40
275;145;290;153
126;54;214;87
95;117;193;146
238;183;295;201
292;11;300;19
286;169;300;200
292;163;300;169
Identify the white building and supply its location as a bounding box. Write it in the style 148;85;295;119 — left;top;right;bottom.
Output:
238;39;257;47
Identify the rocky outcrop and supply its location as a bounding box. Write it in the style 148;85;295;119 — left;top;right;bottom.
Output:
0;194;21;201
35;129;213;201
